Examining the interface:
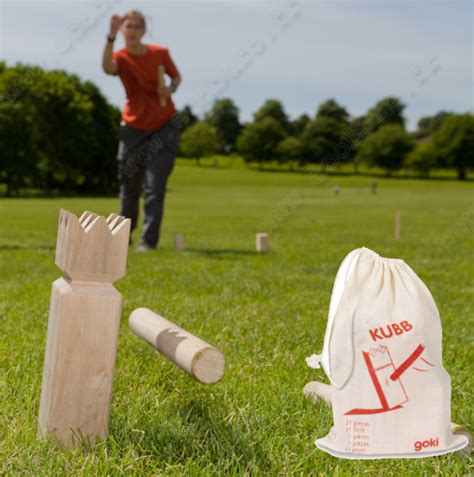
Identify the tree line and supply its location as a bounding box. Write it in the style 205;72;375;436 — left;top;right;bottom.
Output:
0;62;121;196
0;62;472;196
181;98;473;180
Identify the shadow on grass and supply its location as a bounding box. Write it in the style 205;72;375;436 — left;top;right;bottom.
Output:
187;247;261;258
247;166;473;182
112;396;270;472
247;166;352;177
0;244;54;251
0;245;23;251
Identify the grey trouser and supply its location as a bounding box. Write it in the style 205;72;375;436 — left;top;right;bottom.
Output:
117;118;180;248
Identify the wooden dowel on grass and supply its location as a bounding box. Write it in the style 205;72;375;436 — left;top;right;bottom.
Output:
157;65;166;108
129;308;225;384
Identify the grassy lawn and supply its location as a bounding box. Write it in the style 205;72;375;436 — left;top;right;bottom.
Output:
0;160;472;475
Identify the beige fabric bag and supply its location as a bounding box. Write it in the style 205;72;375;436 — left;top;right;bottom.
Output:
311;247;468;459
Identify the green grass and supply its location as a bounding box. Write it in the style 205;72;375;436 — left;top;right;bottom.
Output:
0;159;473;475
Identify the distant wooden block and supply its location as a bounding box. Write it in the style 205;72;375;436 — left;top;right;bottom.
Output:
174;233;185;251
38;209;130;448
256;233;268;252
395;210;401;240
129;308;225;384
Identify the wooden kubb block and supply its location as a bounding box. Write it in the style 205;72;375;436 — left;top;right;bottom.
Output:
256;233;268;252
174;233;185;251
38;210;130;447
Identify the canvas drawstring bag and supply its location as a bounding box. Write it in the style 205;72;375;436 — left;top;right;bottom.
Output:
308;247;468;459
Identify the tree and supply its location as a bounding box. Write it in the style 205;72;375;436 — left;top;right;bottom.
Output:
0;63;122;194
27;69;120;192
0;63;43;105
300;99;351;167
365;97;406;133
19;69;90;190
205;98;241;153
0;103;38;196
405;140;437;177
78;81;121;192
316;98;350;123
179;122;220;165
290;113;310;136
432;113;474;180
236;117;286;168
417;111;452;137
275;136;303;170
356;124;414;175
253;99;289;129
177;104;198;131
345;116;368;173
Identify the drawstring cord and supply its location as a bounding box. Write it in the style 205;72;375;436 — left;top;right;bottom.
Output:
305;353;322;369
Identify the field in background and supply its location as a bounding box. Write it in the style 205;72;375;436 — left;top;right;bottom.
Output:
1;155;471;198
0;160;472;474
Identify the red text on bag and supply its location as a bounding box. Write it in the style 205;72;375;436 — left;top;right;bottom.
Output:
369;321;413;342
414;437;439;452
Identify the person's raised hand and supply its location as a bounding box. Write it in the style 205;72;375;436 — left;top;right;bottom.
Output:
109;15;123;37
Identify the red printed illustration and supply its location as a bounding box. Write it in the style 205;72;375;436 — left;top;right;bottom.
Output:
345;343;434;415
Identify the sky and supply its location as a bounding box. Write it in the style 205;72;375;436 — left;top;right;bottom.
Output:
1;0;472;130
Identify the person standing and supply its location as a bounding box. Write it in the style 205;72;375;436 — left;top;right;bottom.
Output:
102;10;181;251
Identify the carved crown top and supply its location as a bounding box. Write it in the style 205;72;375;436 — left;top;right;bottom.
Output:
55;209;131;282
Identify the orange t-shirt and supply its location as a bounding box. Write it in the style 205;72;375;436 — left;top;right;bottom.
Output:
112;44;179;131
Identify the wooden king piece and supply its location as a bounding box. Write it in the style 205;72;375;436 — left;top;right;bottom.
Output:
38;209;131;448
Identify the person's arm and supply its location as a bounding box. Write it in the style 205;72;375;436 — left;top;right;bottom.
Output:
157;49;182;99
102;15;122;75
170;73;181;93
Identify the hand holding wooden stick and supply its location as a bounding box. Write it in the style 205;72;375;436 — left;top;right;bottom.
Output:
157;65;167;107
